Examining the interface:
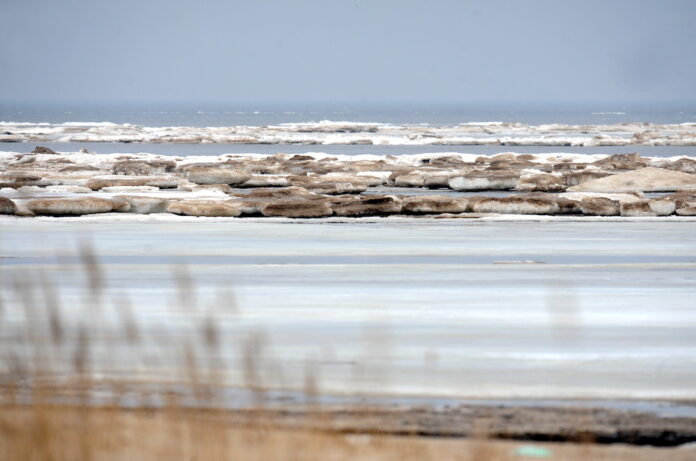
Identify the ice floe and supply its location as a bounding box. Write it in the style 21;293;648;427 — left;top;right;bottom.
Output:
1;120;696;146
1;148;696;219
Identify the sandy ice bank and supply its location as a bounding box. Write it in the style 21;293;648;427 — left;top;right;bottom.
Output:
2;149;696;219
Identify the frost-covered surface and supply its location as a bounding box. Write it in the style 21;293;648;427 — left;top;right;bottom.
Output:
1;149;694;166
1;213;696;224
2;219;695;398
0;149;616;165
2;120;696;145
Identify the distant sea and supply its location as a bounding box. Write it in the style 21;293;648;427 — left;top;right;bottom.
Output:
2;102;696;126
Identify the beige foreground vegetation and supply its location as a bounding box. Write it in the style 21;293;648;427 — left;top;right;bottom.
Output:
1;403;693;461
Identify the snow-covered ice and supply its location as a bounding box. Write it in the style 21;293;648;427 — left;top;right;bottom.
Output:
1;218;695;399
2;120;696;146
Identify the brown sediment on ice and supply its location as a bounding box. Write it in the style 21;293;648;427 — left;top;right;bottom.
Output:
0;196;17;214
86;175;187;190
568;167;696;193
2;149;696;218
228;402;696;447
26;197;130;216
112;159;177;175
167;199;244;217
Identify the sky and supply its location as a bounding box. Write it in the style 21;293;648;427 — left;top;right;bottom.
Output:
1;0;695;106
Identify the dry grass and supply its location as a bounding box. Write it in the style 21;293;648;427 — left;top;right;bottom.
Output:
1;404;691;461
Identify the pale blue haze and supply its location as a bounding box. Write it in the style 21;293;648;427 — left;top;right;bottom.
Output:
1;0;695;106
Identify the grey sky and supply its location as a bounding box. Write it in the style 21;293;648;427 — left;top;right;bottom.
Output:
1;0;695;105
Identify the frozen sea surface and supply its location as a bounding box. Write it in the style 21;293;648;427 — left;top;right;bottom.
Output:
3;120;696;146
1;219;695;400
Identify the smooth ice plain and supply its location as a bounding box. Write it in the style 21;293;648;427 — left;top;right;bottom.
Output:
1;218;695;400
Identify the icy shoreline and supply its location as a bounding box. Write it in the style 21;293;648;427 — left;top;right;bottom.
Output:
2;149;696;219
2;213;696;224
2;120;696;146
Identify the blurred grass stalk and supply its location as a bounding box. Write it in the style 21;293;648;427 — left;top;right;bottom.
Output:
0;244;436;460
0;244;613;461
